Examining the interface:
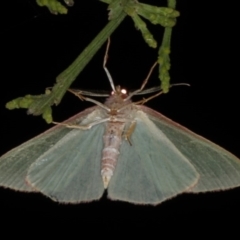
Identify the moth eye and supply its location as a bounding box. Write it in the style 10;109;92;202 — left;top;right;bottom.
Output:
121;89;127;95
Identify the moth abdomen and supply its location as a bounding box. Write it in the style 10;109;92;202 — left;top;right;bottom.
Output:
101;148;119;189
101;122;125;188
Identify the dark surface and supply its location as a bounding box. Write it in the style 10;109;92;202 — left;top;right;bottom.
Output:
1;0;240;221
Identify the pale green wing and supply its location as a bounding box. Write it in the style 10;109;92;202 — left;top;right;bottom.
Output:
0;120;76;192
141;106;240;193
26;108;105;203
108;110;199;205
0;107;105;202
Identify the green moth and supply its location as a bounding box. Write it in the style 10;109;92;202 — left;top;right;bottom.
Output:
0;43;240;205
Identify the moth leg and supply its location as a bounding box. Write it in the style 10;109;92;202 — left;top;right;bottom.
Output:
83;97;110;112
68;89;85;101
118;90;164;110
52;117;110;130
122;121;136;146
68;89;111;112
125;61;158;100
134;90;164;105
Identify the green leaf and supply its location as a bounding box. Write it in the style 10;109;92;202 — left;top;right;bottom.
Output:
6;95;34;109
42;106;53;123
139;4;180;18
124;2;157;48
107;0;124;19
36;0;68;14
137;7;177;27
158;29;172;93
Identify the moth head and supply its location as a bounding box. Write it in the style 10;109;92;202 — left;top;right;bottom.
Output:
111;86;128;99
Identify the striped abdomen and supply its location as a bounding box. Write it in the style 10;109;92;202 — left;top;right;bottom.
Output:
101;122;125;188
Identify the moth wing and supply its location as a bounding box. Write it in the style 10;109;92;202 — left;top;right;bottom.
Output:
0;107;95;192
108;110;199;205
26;108;105;203
141;106;240;192
0;107;105;202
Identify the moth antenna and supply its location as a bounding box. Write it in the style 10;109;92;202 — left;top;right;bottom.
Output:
139;61;158;92
125;61;158;100
133;83;190;104
170;83;191;87
103;38;116;92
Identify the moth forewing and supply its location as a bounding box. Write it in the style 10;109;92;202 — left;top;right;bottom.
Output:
0;106;98;193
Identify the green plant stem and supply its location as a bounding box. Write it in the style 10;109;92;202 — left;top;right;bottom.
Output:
27;10;126;121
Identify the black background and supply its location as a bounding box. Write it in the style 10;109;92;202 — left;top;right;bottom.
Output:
1;0;240;222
